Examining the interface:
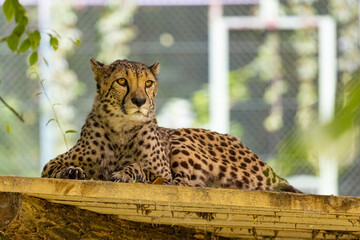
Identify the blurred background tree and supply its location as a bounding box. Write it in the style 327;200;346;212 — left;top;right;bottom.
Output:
190;0;359;194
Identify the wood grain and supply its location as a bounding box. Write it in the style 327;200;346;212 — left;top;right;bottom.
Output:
1;176;360;239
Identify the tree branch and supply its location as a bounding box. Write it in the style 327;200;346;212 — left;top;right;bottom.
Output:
0;95;25;123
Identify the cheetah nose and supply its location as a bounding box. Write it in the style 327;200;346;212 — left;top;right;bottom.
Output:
131;97;146;107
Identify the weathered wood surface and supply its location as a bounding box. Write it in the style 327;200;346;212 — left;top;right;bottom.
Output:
1;176;360;239
0;192;205;240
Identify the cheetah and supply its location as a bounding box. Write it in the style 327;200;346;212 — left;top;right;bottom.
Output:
41;58;301;193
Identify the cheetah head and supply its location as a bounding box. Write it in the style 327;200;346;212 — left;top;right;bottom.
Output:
90;58;160;122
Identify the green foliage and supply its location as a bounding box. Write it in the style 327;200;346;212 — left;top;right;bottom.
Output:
272;71;360;176
28;30;41;50
0;93;40;177
228;68;251;103
46;118;55;127
65;130;77;134
3;0;29;54
3;0;22;22
70;38;81;47
49;34;59;51
269;128;315;176
191;67;251;128
191;86;209;125
1;0;77;151
18;38;30;53
327;73;360;138
1;0;58;66
29;51;38;66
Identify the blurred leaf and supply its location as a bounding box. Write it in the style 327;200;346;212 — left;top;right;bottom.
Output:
6;125;11;133
6;34;18;51
18;38;30;54
29;51;38;66
50;29;61;39
3;0;16;22
28;31;41;50
3;0;27;52
34;92;42;96
49;34;59;51
6;24;25;51
65;130;77;134
14;3;26;23
12;24;25;37
132;180;144;184
191;86;209;124
46;118;55;127
274;71;360;175
43;57;49;66
17;15;28;27
70;38;81;47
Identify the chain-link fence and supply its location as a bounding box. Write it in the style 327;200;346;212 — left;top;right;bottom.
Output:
0;1;359;196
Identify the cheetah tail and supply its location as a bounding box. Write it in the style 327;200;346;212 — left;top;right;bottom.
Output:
276;181;303;193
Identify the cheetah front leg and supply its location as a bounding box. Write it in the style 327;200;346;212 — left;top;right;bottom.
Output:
57;166;87;179
110;163;156;183
42;158;87;180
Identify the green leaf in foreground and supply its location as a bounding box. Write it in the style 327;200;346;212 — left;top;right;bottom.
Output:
65;130;77;134
3;0;16;22
29;51;38;66
49;35;59;51
18;38;30;54
6;34;19;51
70;38;81;47
28;30;41;50
14;3;26;23
46;118;55;127
43;58;49;66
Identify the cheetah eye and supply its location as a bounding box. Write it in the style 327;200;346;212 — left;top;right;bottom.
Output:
116;78;127;86
145;80;153;88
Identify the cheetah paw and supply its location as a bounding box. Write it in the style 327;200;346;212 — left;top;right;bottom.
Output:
110;171;133;183
60;166;86;180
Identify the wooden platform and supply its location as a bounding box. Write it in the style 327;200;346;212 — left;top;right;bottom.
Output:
1;176;360;239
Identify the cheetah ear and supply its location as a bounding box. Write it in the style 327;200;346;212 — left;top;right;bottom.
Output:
149;62;160;76
90;58;106;82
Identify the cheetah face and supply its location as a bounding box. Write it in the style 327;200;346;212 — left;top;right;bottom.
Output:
90;58;160;122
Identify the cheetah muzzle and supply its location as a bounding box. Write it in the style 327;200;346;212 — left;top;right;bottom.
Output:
41;58;301;193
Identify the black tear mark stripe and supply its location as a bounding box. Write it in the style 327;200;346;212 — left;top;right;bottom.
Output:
144;84;149;99
104;88;112;98
120;84;130;114
104;81;116;98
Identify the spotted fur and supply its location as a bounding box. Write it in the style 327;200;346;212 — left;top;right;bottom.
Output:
41;58;300;193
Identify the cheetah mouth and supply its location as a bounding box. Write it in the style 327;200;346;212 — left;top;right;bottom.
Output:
126;107;148;117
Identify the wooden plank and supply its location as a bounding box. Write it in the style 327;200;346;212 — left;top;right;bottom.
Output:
1;176;360;214
1;175;360;239
0;193;204;240
50;198;360;221
46;199;360;231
